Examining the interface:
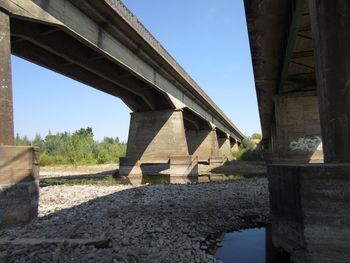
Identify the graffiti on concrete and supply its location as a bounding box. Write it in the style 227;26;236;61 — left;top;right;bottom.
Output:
289;136;322;152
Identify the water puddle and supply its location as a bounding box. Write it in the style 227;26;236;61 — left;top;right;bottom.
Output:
214;227;291;263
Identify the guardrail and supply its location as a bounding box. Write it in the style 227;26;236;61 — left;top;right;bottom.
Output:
105;0;204;95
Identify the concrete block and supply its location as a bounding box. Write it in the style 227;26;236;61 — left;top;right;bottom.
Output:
268;163;350;263
170;155;198;177
0;146;39;228
119;157;142;177
209;156;224;164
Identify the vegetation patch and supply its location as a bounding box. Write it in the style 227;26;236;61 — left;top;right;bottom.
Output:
15;127;126;166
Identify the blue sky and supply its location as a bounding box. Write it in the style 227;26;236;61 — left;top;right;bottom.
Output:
12;0;260;142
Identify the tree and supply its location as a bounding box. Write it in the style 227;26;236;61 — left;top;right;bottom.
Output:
251;133;262;140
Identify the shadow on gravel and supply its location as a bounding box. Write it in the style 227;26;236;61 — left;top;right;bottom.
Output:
209;160;267;178
0;178;269;263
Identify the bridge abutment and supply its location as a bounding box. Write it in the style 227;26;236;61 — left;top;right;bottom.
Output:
119;109;198;177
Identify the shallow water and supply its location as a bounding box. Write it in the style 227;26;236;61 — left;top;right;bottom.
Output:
40;173;265;187
214;228;291;263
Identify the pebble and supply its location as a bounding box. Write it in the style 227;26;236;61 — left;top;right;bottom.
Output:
0;179;269;262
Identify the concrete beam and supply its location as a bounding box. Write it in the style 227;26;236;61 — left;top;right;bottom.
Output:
279;0;305;93
0;12;14;145
309;0;350;163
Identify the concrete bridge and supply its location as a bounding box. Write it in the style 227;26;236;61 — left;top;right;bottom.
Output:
0;0;243;227
245;0;350;262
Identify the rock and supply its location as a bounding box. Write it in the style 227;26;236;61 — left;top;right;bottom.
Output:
1;178;269;263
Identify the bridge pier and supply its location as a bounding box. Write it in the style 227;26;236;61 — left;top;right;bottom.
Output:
271;91;323;163
0;11;14;145
268;1;350;262
218;132;233;161
119;109;198;177
0;12;39;228
186;128;222;164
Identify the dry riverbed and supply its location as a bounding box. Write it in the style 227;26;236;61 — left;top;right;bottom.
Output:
0;163;269;263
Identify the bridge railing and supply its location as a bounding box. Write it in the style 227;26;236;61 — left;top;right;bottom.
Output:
104;0;240;136
105;1;205;96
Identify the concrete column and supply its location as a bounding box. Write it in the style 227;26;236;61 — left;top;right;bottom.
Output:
309;0;350;163
231;140;239;152
186;128;220;163
218;134;232;161
0;12;14;145
274;91;323;163
120;109;194;176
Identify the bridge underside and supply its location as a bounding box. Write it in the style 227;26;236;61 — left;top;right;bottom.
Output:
0;1;243;227
245;0;350;261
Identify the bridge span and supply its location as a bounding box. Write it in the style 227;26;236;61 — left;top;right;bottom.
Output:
0;0;243;226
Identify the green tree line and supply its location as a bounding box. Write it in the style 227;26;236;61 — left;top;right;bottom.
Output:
233;133;263;161
15;128;126;166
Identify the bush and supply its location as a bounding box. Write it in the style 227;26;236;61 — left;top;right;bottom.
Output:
232;133;263;161
15;128;126;166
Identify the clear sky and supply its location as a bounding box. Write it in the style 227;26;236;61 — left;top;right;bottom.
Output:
12;0;260;142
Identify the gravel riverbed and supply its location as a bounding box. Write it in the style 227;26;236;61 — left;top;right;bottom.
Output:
0;179;269;263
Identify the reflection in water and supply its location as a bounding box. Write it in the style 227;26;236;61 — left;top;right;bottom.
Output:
40;173;266;187
118;174;264;185
214;228;291;263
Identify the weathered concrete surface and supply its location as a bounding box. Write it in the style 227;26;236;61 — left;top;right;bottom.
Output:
310;0;350;163
186;130;220;163
268;164;350;263
120;110;189;176
0;12;14;145
0;146;39;228
274;91;323;163
218;138;232;161
0;0;244;141
169;155;198;177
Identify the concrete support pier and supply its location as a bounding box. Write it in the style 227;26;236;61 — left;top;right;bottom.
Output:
0;12;14;145
310;0;350;163
0;12;39;228
120;109;196;177
186;128;221;163
273;91;323;163
268;164;350;263
268;1;350;262
218;133;233;161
